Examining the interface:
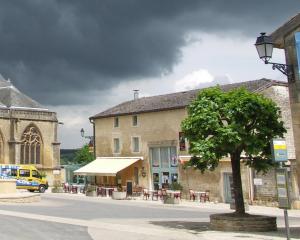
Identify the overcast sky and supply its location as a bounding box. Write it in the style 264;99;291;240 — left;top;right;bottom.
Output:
0;1;298;148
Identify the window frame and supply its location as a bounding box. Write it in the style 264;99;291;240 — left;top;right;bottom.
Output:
132;136;140;153
20;126;42;165
132;115;138;126
113;138;120;154
114;117;119;128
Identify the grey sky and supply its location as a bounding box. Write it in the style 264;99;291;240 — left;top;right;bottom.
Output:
0;1;297;148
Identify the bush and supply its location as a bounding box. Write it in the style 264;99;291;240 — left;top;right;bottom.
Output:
170;182;183;191
86;185;96;193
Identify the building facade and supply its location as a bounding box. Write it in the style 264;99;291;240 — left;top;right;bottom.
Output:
0;76;60;185
270;13;300;209
91;79;298;206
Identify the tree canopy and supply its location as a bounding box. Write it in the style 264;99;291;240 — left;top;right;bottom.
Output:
181;86;286;214
74;144;94;165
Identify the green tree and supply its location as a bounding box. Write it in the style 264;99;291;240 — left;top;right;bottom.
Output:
74;144;94;164
181;87;286;215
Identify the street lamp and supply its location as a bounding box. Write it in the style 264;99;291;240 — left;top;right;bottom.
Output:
80;128;94;156
80;128;92;140
255;32;294;82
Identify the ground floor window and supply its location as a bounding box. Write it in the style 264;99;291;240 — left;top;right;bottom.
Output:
149;146;178;189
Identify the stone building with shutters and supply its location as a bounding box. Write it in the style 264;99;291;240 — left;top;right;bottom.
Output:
0;76;60;185
91;78;299;208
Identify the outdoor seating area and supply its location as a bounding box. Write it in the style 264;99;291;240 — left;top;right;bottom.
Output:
189;189;210;202
142;188;182;202
61;183;210;204
62;182;145;198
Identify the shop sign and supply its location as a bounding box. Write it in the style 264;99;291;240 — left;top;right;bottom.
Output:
179;132;186;151
271;139;288;162
53;170;60;175
253;178;262;185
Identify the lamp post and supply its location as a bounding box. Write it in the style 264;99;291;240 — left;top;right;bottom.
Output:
255;32;294;82
80;128;95;158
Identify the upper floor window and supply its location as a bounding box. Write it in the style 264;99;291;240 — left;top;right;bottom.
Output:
132;137;140;152
20;126;42;165
132;115;138;126
149;146;177;168
114;117;119;128
113;138;120;153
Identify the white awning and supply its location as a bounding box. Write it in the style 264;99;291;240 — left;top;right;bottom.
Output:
74;157;143;176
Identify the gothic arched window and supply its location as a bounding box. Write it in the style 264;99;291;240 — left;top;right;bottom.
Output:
20;126;42;164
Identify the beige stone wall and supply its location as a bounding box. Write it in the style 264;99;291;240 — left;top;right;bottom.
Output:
282;26;300;199
94;108;189;188
179;160;250;202
0;118;11;164
262;86;295;160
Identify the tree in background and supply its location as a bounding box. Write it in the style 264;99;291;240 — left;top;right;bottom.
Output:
74;144;94;165
181;87;286;215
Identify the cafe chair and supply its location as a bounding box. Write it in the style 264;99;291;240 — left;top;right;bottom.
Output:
200;190;210;202
174;191;181;200
189;189;196;201
152;189;163;201
143;188;150;200
71;185;78;194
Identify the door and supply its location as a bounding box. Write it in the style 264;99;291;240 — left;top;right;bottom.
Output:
223;172;234;203
162;172;169;188
153;173;160;190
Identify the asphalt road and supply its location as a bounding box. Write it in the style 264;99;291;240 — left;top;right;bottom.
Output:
0;215;92;240
0;194;227;220
0;193;299;240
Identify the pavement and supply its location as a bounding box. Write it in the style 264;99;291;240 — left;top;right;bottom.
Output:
0;191;299;240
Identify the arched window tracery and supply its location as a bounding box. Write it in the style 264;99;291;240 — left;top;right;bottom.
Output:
20;126;42;164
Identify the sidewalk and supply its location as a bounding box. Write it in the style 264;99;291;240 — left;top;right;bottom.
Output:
5;191;300;239
45;190;300;218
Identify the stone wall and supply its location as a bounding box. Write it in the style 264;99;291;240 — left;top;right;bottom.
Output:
179;161;250;202
0;109;60;186
94;108;189;188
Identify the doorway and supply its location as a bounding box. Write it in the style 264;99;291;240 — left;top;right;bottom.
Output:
223;172;234;203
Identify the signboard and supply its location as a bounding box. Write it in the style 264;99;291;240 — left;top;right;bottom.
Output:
275;168;291;209
271;139;288;162
179;132;186;151
171;155;178;167
295;32;300;76
53;170;60;175
253;178;263;186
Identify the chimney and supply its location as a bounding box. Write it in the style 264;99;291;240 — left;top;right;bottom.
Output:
133;89;139;100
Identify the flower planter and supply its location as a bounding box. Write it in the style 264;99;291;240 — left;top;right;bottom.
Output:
51;187;64;193
163;197;180;204
112;191;127;200
85;190;97;197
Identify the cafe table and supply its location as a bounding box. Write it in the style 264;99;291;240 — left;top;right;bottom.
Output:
194;191;206;201
102;187;115;197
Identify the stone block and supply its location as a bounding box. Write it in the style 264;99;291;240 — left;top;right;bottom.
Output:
210;213;277;232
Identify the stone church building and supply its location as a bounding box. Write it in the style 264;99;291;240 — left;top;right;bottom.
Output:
0;76;60;184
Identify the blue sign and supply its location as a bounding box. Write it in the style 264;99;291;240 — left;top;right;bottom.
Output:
295;32;300;76
271;139;288;162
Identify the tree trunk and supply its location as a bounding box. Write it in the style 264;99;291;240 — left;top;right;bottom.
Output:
230;151;245;215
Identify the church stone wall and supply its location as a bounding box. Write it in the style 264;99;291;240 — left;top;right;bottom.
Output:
0;109;60;186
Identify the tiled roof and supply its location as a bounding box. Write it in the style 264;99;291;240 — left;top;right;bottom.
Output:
91;79;287;119
0;78;46;110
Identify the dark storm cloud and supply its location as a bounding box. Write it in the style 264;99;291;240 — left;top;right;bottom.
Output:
0;0;298;105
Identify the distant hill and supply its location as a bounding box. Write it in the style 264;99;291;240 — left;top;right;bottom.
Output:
60;149;78;165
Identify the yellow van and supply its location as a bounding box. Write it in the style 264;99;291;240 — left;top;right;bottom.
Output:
0;164;48;193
